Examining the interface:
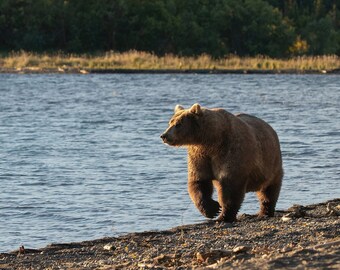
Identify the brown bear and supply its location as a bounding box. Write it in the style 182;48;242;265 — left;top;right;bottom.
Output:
161;104;283;222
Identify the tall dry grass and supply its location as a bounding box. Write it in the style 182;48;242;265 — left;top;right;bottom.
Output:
0;51;339;71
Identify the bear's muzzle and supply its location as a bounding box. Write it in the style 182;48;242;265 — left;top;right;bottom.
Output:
160;133;173;145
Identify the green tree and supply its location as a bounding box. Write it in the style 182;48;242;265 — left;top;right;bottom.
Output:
0;0;68;52
0;0;338;56
303;16;339;54
173;0;231;57
113;0;175;54
227;0;295;57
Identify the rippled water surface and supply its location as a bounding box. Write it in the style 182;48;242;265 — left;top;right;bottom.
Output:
0;74;339;251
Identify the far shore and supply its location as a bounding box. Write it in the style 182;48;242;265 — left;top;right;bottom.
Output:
1;51;339;75
1;67;340;75
1;198;339;269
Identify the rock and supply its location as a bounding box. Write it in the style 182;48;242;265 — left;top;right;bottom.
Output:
196;250;232;263
138;263;154;268
287;204;306;217
153;253;177;265
326;203;340;216
196;252;206;263
153;254;166;264
282;213;294;221
232;246;251;254
204;257;229;269
103;244;115;251
218;222;233;228
280;246;293;253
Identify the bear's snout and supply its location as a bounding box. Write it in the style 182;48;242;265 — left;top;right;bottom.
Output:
160;133;169;141
160;133;166;140
160;132;173;144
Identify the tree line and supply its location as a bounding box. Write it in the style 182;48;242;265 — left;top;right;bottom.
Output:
0;0;339;57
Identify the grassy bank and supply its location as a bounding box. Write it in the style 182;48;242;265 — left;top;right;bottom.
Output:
1;51;339;72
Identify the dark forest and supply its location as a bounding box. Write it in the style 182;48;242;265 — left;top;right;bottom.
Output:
0;0;339;57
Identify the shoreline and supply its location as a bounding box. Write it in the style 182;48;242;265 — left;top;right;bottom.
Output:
1;198;339;269
1;67;340;75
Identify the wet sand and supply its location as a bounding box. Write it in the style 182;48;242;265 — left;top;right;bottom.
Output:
1;198;339;269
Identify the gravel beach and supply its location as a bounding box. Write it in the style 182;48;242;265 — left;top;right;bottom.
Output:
1;198;339;269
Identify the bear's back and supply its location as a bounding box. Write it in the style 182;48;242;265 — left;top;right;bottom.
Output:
236;113;278;142
236;113;282;173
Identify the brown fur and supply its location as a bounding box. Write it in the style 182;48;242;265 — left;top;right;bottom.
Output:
161;104;283;222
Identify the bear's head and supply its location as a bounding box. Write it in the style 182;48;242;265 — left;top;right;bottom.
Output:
160;103;203;146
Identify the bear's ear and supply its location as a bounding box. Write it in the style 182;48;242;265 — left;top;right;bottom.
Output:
174;104;185;113
189;103;202;116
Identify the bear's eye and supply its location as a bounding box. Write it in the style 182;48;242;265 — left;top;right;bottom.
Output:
175;122;182;128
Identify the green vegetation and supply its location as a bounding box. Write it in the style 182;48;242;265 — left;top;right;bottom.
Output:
1;51;339;72
0;0;339;58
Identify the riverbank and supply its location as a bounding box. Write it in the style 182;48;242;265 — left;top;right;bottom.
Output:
1;67;340;75
0;51;339;74
1;198;339;269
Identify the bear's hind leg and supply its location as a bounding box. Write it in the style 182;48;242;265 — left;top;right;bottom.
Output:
257;179;282;217
188;181;220;219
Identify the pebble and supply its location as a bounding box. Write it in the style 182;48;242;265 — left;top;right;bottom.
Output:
232;246;251;254
1;199;338;269
280;247;292;253
196;249;232;263
103;244;115;251
282;214;293;222
215;222;233;228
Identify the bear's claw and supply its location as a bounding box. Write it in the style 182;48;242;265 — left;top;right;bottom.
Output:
199;200;221;219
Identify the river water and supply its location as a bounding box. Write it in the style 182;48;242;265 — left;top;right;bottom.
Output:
0;74;339;252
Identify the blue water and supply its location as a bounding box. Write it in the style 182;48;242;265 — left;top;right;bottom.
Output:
0;74;339;252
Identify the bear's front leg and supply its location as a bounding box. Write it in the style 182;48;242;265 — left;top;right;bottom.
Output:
215;180;246;222
188;180;220;219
